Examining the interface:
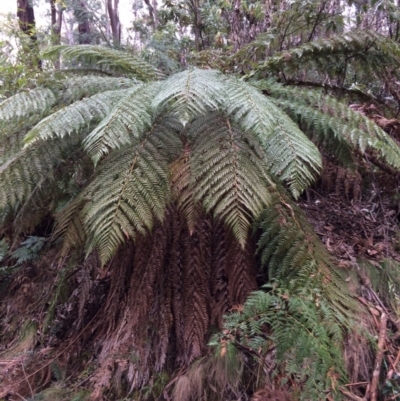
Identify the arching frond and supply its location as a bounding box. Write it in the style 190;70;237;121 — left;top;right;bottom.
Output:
0;88;56;124
188;114;274;247
258;30;400;74
53;194;86;256
83;83;160;164
267;83;400;169
60;76;137;103
256;190;353;315
0;136;80;212
170;144;200;234
225;78;322;198
43;45;163;81
83;121;182;264
152;68;226;125
24;89;132;144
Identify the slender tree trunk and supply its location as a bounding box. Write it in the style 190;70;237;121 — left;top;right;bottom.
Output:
187;0;204;50
50;0;64;68
17;0;42;69
107;0;121;46
143;0;158;30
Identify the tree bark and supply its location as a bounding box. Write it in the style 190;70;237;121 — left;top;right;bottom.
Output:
50;0;64;68
107;0;121;46
71;0;92;44
17;0;42;69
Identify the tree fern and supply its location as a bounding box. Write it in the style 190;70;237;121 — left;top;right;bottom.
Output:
2;38;400;401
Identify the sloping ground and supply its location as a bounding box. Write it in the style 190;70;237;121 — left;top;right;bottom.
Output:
300;160;400;400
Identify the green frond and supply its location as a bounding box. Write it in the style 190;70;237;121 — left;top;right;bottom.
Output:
43;45;163;81
170;144;200;234
188;114;274;247
60;76;137;103
82;121;182;265
258;30;400;74
225;78;322;198
266;83;400;169
256;190;354;317
0;139;63;211
219;285;348;399
53;194;86;256
24;89;132;144
13;174;57;233
152;68;226;126
83;83;160;164
0;88;56;124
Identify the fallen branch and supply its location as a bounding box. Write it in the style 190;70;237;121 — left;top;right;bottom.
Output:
370;312;388;401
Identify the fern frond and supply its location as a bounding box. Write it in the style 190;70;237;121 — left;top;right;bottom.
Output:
224;78;322;198
83;83;160;164
53;194;86;256
24;89;132;144
43;45;163;81
259;30;400;74
267;83;400;169
170;143;200;234
219;286;347;399
0;138;74;211
60;76;137;103
152;68;226;125
256;190;354;317
83;121;182;264
0;88;56;124
188;114;274;247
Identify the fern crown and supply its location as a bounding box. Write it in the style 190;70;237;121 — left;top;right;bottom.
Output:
0;45;399;265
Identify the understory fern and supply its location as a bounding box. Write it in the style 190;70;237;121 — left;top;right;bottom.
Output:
216;190;356;399
217;287;346;400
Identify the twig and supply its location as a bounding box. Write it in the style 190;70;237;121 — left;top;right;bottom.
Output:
15;393;28;401
21;360;34;398
339;388;365;401
370;312;388;401
344;382;369;387
393;347;400;368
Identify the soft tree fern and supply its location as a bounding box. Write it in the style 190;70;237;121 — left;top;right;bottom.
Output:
1;44;400;400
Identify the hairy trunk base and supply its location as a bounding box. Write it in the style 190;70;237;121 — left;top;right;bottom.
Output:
0;210;257;400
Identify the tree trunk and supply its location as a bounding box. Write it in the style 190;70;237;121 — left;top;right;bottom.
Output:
71;0;92;44
107;0;121;46
50;0;64;68
17;0;42;69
